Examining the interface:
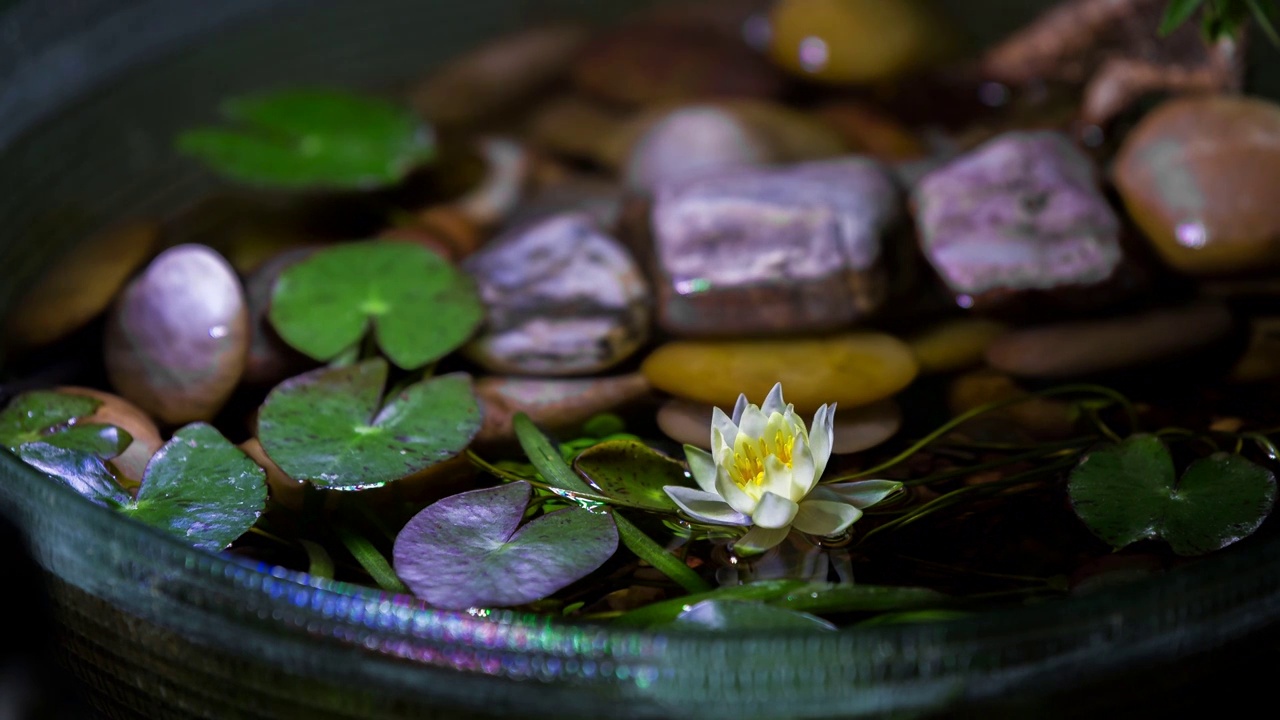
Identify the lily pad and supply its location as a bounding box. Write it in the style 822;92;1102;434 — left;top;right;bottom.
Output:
177;89;434;190
257;358;481;490
673;600;836;632
572;439;692;512
0;391;100;448
15;442;131;507
1068;435;1277;556
0;390;133;483
269;241;483;369
120;423;267;552
392;481;618;609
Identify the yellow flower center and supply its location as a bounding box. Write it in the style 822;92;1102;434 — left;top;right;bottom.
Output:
730;426;796;491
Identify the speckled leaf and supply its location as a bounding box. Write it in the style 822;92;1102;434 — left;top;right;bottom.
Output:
120;423;266;552
1069;435;1277;556
673;600;836;632
269;242;483;369
0;391;102;450
393;482;618;609
37;423;132;459
15;442;131;507
257;358;481;490
177;89;434;190
572;439;692;512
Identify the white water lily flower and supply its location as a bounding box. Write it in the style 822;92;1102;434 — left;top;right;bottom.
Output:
663;383;902;554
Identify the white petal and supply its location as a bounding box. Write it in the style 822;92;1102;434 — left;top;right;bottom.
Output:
809;403;835;479
738;404;767;440
751;491;799;529
793;500;862;537
761;454;793;501
734;525;791;555
664;486;750;526
683;445;720;494
732;393;749;424
824;479;904;509
711;406;738;448
788;437;818;501
715;464;758;515
761;382;786;416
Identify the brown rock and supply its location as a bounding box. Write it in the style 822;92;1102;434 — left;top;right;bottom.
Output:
240;437;308;513
658;396;900;455
641;157;901;336
475;374;651;445
504;174;623;231
104;244;249;424
525;95;633;166
7;221;157;348
241;247;319;387
453;137;532;228
948;370;1077;440
1114;95;1280;275
56;386;163;488
414;206;485;260
813;102;925;162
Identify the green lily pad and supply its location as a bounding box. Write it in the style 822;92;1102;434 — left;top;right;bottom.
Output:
177;89;434;190
15;442;131;507
1;390;133;487
1068;435;1277;556
673;600;836;632
268;241;483;369
572;439;692;512
120;423;267;552
257;358;481;490
392;481;618;609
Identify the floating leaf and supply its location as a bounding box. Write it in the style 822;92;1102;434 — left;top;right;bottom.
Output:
613;580;811;627
768;583;951;615
1069;435;1277;556
573;439;693;512
673;600;836;632
15;442;131;507
1;391;132;491
0;391;100;449
177;89;434;190
392;482;618;609
269;241;483;369
257;358;481;490
119;423;266;552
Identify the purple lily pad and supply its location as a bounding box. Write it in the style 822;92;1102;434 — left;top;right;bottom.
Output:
393;481;618;609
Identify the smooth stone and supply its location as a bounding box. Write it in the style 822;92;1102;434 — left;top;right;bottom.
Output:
572;21;785;108
908;318;1008;374
1231;318;1280;382
641;157;901;336
464;212;650;376
7;221;158;348
813;101;925;162
410;24;590;126
414;206;485;260
526;94;632;166
454;137;531;228
242;247;318;387
56;386;163;489
475;373;652;445
768;0;956;84
504;175;623;231
913;131;1122;308
948;370;1076;441
1113;95;1280;275
658;396;901;454
624;106;775;191
105;244;249;425
240;437;309;513
641;333;919;414
985;301;1234;378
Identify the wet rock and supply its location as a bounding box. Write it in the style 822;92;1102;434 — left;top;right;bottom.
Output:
504;174;623;232
7;221;157;348
56;386;163;489
913;131;1122;309
453;137;532;228
526;94;632;166
640;157;901;336
1114;95;1280;275
572;21;785;108
813;102;925;162
413;206;485;260
768;0;957;84
475;373;651;445
659;396;901;454
624;106;775;191
948;370;1077;441
411;24;590;126
1231;318;1280;383
985;301;1233;378
464;212;649;375
642;333;918;414
908;318;1008;374
242;247;318;387
240;437;310;513
105;244;249;424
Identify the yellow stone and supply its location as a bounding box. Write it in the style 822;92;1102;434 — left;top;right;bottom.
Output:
908;318;1008;374
768;0;957;85
641;333;918;414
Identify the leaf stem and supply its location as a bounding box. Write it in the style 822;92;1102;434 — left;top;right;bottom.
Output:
336;526;408;593
613;511;712;594
299;539;336;579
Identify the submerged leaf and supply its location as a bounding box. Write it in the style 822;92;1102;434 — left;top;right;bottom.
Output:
269;241;483;369
392;481;618;609
177;89;434;189
1068;435;1277;556
573;439;693;512
673;600;836;632
121;423;267;552
257;358;481;490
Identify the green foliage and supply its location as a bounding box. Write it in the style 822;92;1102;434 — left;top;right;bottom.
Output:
1159;0;1279;44
673;600;836;632
573;439;694;513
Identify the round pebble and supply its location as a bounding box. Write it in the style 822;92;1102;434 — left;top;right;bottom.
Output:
908;318;1008;374
658;396;901;454
476;374;651;445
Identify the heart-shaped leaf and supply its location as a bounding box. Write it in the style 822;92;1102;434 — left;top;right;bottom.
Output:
393;481;618;609
269;241;483;369
119;423;267;552
0;391;100;449
177;89;434;190
1;391;133;487
573;439;692;512
257;358;481;490
1069;435;1277;556
15;442;131;507
673;600;836;632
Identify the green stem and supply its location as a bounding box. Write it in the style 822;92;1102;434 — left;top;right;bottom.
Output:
903;442;1088;488
466;449;652;510
299;539;336;579
613;510;712;594
336;526;408;593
